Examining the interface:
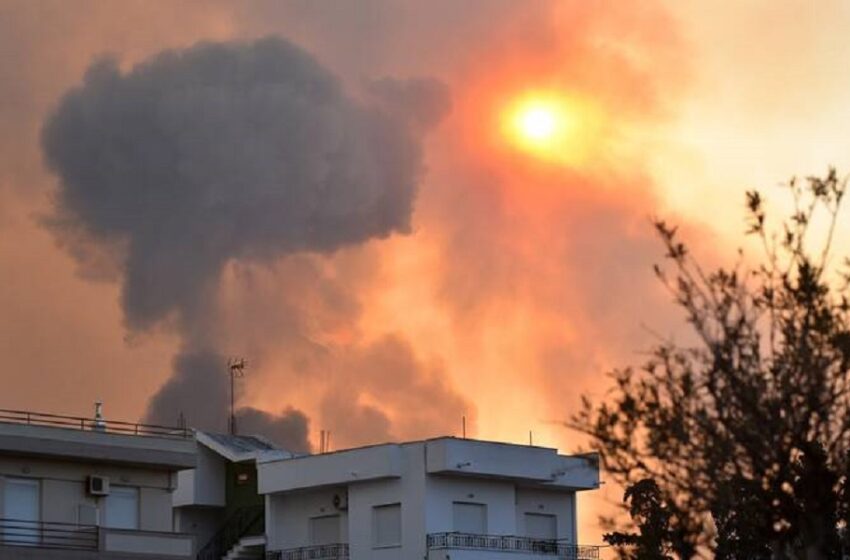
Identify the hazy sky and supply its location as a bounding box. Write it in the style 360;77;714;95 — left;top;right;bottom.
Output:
2;0;850;541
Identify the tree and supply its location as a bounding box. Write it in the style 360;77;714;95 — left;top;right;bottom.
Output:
604;479;675;560
570;169;850;558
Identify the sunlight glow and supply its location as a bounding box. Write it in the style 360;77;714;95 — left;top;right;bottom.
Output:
502;92;600;166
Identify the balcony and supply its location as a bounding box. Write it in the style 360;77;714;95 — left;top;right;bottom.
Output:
0;408;195;469
427;533;601;560
0;518;97;550
0;519;193;558
268;543;350;560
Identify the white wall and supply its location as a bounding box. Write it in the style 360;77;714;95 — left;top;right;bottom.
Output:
515;487;575;542
266;487;349;551
174;506;225;554
425;477;517;536
0;455;175;529
173;444;225;507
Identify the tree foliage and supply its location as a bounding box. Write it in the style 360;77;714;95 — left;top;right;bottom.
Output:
604;479;675;560
571;169;850;558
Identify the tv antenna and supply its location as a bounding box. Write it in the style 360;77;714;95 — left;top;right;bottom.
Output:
228;358;246;435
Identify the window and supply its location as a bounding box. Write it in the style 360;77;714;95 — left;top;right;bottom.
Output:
309;514;340;545
373;503;401;548
104;486;139;529
453;502;487;534
525;513;557;540
2;478;40;544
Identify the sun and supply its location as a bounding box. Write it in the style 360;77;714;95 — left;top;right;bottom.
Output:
501;92;596;166
517;105;560;142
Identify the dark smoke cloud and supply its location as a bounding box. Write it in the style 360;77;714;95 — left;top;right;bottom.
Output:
42;36;452;448
42;36;447;330
146;350;311;452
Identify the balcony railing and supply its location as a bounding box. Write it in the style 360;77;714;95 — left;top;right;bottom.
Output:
268;543;350;560
0;519;98;550
427;532;601;559
0;408;190;439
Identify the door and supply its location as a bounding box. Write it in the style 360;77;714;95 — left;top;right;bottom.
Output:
3;478;40;545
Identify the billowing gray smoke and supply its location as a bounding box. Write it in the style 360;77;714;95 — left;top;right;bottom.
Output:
147;351;311;452
42;37;450;449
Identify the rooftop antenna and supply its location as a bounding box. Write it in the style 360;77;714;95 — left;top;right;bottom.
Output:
228;358;246;436
462;415;467;439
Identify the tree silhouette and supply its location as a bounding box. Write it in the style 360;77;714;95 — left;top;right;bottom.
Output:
571;169;850;558
604;479;675;560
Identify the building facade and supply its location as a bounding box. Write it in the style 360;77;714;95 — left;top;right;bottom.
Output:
173;431;294;559
0;407;196;560
258;437;600;560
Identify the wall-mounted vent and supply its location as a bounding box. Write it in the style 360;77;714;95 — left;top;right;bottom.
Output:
87;475;110;496
332;492;348;511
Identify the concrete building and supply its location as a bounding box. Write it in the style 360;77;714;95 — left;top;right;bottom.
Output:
0;406;196;560
173;431;295;559
258;437;601;560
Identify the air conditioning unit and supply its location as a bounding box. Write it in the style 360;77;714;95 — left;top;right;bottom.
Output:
87;475;110;496
332;492;348;511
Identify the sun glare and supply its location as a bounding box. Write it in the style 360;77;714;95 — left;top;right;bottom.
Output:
502;92;597;166
519;106;558;141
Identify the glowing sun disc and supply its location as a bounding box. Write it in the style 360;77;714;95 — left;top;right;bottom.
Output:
518;106;559;141
500;91;599;166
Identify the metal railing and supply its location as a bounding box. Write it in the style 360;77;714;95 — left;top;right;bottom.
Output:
197;505;264;560
0;408;190;439
268;543;350;560
0;518;98;550
427;532;600;559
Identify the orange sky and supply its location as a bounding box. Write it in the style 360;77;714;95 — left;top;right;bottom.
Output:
2;0;850;546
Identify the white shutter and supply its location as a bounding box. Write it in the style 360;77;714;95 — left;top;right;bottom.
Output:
526;513;558;540
452;502;487;534
104;486;139;529
373;503;401;547
2;478;40;544
309;515;340;545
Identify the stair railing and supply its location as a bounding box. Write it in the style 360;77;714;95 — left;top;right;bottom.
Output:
197;505;264;560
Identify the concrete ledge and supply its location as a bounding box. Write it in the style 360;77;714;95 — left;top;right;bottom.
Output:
102;529;193;557
0;423;196;470
259;444;402;494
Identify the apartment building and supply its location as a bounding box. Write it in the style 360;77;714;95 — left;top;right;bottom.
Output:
173;430;295;559
0;406;196;560
257;437;601;560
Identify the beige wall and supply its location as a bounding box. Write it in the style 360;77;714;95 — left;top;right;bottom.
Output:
0;455;175;530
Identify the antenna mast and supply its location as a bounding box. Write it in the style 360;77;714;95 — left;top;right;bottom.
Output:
228;358;246;435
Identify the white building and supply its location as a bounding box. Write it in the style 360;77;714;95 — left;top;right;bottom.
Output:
0;406;196;560
257;437;601;560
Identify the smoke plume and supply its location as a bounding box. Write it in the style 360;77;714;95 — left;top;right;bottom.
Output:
42;36;457;449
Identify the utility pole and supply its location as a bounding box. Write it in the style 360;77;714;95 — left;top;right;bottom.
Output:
228;358;246;435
